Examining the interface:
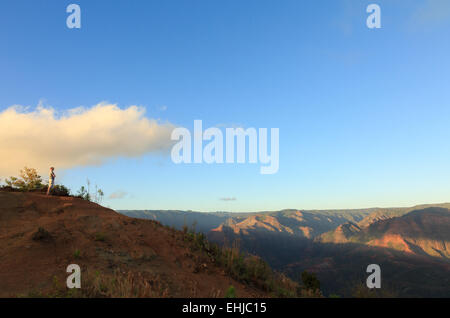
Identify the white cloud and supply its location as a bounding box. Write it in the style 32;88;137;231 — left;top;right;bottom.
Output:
219;197;237;201
108;191;128;199
0;102;176;177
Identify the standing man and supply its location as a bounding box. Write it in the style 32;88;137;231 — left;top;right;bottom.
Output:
47;167;56;195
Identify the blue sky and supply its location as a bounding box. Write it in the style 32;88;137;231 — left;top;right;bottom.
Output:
1;0;450;211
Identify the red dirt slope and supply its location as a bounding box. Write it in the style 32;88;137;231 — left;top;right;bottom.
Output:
0;191;267;297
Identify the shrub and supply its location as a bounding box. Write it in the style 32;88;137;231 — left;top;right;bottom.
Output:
352;283;397;298
2;167;72;197
182;227;300;297
76;186;91;201
50;184;71;196
225;285;236;298
76;180;104;203
95;232;106;242
301;271;320;291
32;227;52;241
5;167;43;191
296;271;323;297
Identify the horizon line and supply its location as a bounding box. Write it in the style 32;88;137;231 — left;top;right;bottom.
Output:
116;201;450;214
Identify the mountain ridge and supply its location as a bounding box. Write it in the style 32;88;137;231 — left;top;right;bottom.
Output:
119;203;450;296
318;207;450;259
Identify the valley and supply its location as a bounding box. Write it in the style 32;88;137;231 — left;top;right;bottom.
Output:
120;203;450;297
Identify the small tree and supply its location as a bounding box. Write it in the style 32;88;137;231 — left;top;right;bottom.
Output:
76;186;91;201
5;167;43;191
97;189;104;203
76;182;104;204
92;184;104;204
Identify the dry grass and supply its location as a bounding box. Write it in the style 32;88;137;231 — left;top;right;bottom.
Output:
36;270;170;298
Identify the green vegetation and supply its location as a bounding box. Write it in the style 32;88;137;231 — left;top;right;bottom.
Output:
24;270;170;298
51;184;71;196
352;283;397;298
94;232;106;242
0;167;106;201
1;167;70;196
76;186;91;201
76;179;104;204
301;271;320;291
225;285;236;298
182;226;304;297
74;249;81;259
296;271;322;297
32;227;52;241
4;167;43;191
